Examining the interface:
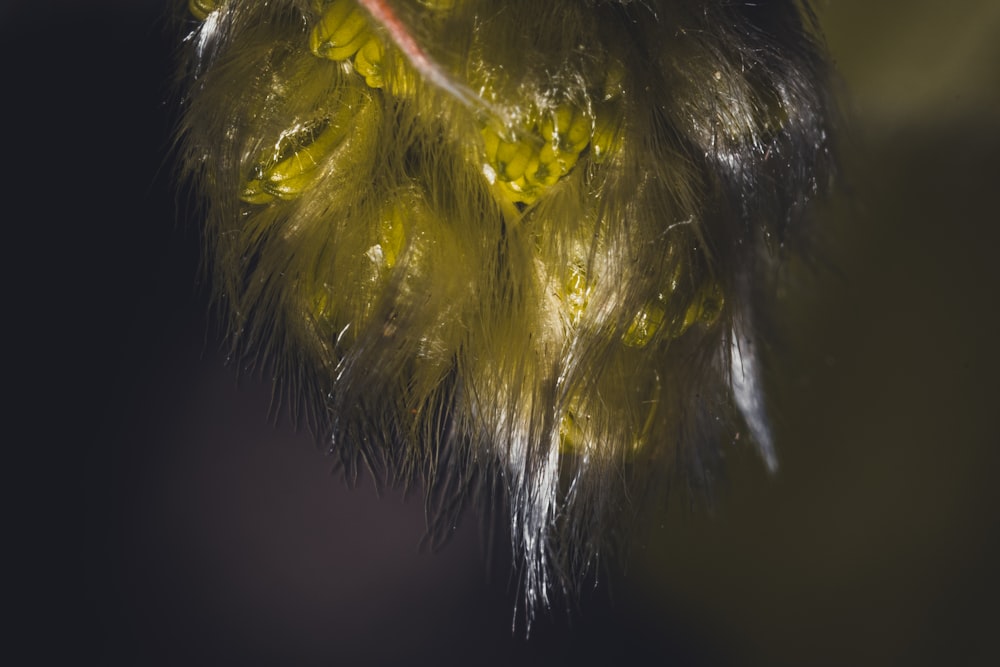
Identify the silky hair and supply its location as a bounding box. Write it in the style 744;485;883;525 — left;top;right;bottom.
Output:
177;0;835;627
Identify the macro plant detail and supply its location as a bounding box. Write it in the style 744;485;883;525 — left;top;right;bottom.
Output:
178;0;835;624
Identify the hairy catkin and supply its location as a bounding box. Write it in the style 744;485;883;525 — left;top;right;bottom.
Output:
177;0;835;626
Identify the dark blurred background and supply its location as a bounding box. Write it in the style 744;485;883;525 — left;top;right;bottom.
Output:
6;1;998;665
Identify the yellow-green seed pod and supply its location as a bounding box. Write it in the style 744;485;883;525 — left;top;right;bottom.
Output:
353;37;386;87
311;0;372;61
188;0;218;20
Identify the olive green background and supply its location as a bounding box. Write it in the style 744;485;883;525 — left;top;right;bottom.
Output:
7;1;997;665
